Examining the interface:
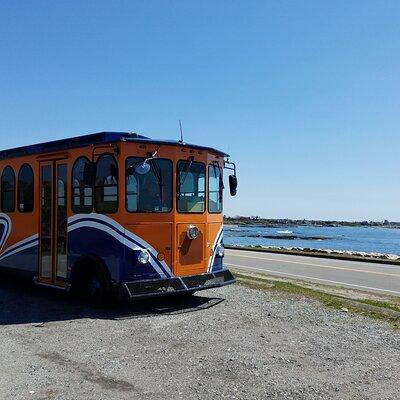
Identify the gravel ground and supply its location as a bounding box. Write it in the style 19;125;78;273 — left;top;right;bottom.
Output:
0;277;399;400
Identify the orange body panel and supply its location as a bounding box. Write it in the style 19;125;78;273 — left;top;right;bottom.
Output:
126;222;173;270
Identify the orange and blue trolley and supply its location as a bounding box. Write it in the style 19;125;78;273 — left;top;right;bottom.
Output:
0;132;237;303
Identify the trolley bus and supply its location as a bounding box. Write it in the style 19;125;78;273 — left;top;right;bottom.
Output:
0;132;237;304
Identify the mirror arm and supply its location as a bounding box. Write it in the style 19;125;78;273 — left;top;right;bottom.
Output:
224;159;236;176
225;158;238;196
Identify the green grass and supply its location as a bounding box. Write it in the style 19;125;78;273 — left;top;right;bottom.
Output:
233;271;400;328
358;299;400;313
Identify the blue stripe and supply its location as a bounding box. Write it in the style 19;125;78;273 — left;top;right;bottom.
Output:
0;237;38;258
209;229;224;271
68;217;172;277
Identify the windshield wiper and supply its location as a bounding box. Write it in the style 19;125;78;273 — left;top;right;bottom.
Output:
127;158;164;201
149;159;163;201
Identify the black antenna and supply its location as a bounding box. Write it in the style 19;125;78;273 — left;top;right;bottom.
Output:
179;120;184;143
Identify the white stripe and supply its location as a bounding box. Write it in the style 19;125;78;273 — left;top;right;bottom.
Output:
0;240;38;261
0;214;11;252
68;221;142;250
208;227;223;272
1;233;38;256
68;220;168;278
68;214;173;277
208;226;223;272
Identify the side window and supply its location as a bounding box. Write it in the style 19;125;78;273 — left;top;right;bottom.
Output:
72;157;93;213
1;166;15;212
18;164;34;212
95;154;118;213
208;164;223;213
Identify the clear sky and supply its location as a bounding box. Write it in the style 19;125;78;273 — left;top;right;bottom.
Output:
0;1;399;221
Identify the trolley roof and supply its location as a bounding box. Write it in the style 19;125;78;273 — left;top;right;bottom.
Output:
0;132;228;159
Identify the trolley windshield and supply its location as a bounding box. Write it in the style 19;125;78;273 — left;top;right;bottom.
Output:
125;157;172;212
177;160;205;213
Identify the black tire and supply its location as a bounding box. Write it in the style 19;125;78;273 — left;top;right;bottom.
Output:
82;265;112;308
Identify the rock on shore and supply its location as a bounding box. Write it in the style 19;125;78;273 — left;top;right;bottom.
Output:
232;244;400;261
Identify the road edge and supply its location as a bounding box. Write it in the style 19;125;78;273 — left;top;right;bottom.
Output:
225;245;400;266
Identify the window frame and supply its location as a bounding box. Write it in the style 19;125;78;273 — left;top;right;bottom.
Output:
1;165;16;213
71;156;94;214
207;163;223;214
176;159;206;214
94;153;119;214
125;157;173;214
17;163;34;213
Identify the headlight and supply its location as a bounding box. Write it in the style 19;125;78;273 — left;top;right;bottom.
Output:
187;225;199;240
216;244;225;257
137;249;150;264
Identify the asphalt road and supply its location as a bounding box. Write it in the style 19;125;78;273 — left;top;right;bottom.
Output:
225;249;400;296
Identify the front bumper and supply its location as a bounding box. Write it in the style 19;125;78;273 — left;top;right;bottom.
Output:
121;269;235;300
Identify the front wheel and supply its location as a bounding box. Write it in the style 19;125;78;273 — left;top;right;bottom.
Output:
84;266;112;308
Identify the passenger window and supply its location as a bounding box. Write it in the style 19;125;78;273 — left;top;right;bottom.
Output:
1;166;15;212
72;157;93;213
18;164;34;212
125;157;172;213
95;154;118;213
208;164;223;213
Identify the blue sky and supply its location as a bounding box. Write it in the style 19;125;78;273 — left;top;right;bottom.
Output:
0;1;399;220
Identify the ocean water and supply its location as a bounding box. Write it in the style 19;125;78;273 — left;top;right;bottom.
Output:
223;225;400;255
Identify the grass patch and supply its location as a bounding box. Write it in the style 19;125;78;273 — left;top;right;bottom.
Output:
358;299;400;313
232;271;400;328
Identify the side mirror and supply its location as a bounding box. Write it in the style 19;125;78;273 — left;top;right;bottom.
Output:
83;162;96;185
135;161;151;175
229;175;237;196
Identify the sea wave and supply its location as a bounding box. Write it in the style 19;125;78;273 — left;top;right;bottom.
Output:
247;234;331;241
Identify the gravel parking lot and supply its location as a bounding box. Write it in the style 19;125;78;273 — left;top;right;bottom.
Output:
0;276;399;400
